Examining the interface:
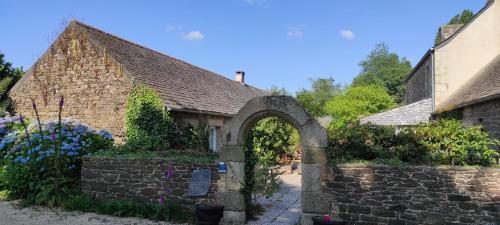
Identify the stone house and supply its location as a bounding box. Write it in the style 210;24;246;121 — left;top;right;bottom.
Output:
362;0;500;139
9;21;267;151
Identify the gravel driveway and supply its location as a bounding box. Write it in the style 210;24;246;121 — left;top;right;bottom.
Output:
0;201;188;225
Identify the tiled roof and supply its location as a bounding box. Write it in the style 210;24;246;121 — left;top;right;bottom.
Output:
437;54;500;112
75;21;267;116
360;98;432;126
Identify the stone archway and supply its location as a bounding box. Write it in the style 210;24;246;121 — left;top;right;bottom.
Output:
217;96;330;225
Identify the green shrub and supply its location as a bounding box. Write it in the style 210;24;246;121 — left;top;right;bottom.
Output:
125;86;174;151
183;121;209;150
327;119;500;166
327;121;425;164
61;194;186;222
251;117;298;159
414;119;499;166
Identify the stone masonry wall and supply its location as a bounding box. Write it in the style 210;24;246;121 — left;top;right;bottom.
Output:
81;157;220;209
406;55;432;104
10;24;133;140
462;98;500;140
320;164;500;225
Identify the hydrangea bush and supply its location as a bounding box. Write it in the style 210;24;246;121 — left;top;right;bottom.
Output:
0;97;113;206
0;115;21;139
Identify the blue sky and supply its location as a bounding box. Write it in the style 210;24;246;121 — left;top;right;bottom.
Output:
0;0;486;94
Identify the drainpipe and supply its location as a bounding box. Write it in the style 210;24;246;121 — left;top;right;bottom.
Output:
430;48;435;114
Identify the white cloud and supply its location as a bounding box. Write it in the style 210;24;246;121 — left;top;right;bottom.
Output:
182;31;205;41
340;29;355;40
288;25;305;38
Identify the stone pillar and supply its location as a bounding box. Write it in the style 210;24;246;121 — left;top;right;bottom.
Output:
217;145;247;224
301;147;330;225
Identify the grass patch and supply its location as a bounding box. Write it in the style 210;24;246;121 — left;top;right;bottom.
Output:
330;158;408;167
330;158;500;169
60;194;188;222
93;149;218;164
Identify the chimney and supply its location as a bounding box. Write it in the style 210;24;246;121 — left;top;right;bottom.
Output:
439;24;464;41
235;71;245;84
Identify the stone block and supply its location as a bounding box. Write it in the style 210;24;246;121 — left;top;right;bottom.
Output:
225;162;245;191
302;191;331;214
299;119;328;148
447;194;471;201
221;211;246;225
301;147;327;164
301;213;322;225
302;164;321;192
219;145;245;162
215;191;245;211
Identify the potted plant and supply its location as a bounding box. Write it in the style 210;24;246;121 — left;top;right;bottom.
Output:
195;203;224;225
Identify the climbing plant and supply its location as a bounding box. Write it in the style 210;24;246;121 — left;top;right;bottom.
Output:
125;85;175;151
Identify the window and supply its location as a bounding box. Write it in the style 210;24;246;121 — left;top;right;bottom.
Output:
209;127;217;151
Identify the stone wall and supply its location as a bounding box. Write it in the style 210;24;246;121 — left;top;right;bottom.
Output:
406;55;433;104
10;24;133;140
320;164;500;225
462;98;500;140
81;157;220;209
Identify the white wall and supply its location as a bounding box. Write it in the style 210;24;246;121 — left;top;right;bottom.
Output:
434;1;500;112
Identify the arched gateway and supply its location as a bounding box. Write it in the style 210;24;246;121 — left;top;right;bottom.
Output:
216;96;330;225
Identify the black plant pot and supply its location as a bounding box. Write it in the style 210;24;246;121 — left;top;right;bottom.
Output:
195;204;224;225
312;216;346;225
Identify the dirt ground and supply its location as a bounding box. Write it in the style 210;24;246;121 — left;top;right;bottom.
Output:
0;201;187;225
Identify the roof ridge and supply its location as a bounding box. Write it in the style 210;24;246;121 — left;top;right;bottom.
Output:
364;98;432;119
72;20;257;88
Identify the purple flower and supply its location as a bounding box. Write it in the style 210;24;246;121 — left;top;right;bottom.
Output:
158;195;165;205
165;162;173;179
164;188;172;195
31;99;37;110
59;96;64;107
51;133;56;141
19;115;24;124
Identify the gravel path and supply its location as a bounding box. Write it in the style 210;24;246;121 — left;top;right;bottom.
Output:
0;201;188;225
248;172;302;225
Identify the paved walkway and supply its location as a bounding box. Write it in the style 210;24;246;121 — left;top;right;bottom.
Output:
248;172;302;225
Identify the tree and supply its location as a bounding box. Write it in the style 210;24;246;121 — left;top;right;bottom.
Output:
296;77;343;117
435;10;475;45
269;86;290;96
351;44;412;104
325;85;396;128
0;52;23;116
